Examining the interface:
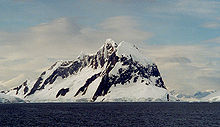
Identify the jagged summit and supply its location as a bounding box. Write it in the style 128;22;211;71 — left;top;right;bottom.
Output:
94;39;118;66
97;38;118;53
6;39;167;102
104;38;118;46
94;39;151;66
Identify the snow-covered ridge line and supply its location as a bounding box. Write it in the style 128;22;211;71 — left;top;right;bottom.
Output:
5;38;168;102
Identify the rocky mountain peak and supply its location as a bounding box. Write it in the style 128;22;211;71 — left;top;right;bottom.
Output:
6;38;168;102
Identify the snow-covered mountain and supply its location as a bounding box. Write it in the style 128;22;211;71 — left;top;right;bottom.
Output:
194;90;216;99
5;39;168;102
201;91;220;102
170;90;218;102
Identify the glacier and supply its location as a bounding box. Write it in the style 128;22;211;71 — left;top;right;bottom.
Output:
0;93;25;103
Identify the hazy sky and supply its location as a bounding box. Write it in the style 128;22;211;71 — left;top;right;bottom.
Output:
0;0;220;94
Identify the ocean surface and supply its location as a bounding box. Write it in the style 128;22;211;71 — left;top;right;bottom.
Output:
0;102;219;127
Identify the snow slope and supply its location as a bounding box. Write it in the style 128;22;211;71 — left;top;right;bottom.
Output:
202;91;220;102
6;39;168;102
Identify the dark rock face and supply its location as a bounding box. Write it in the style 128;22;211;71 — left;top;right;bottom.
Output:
56;88;69;98
91;53;166;101
25;61;84;97
40;61;83;89
12;80;29;95
92;75;112;101
24;86;29;95
25;76;44;97
14;85;22;95
75;72;101;97
0;91;6;94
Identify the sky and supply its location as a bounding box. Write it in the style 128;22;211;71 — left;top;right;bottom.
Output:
0;0;220;94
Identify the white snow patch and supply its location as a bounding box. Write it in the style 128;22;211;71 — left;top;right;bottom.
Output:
116;41;152;65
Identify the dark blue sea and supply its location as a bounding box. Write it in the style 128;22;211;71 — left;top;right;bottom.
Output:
0;102;219;127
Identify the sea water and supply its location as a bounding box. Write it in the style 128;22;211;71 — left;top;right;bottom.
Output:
0;102;219;127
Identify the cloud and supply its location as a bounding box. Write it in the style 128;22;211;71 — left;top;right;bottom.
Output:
99;16;153;42
149;0;220;18
155;57;191;64
202;22;220;29
0;16;152;88
0;81;5;87
205;37;220;44
175;0;220;16
141;44;220;93
2;74;25;88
